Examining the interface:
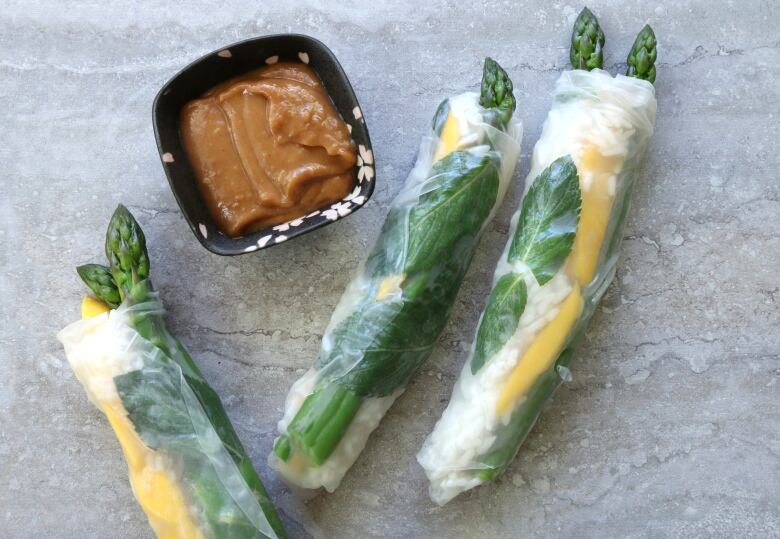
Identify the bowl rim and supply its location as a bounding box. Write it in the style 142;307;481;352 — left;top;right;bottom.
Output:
152;33;374;256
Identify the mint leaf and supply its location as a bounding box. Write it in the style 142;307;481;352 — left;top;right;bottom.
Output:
404;151;500;275
365;151;499;279
114;360;193;449
471;272;527;373
316;150;500;397
114;362;272;538
316;294;438;397
509;155;581;285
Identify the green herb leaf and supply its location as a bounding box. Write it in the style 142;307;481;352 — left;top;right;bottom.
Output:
404;151;500;275
114;364;193;449
508;155;581;285
314;151;500;397
316;293;438;397
471;272;527;373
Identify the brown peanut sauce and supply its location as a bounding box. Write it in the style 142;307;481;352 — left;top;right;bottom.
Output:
181;62;356;237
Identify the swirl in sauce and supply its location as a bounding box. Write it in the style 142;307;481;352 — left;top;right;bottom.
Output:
181;63;357;237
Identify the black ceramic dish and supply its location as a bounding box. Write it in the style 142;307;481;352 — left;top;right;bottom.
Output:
153;34;374;255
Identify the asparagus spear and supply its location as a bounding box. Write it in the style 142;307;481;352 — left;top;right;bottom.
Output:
77;205;286;539
570;7;605;70
105;204;150;301
626;24;657;83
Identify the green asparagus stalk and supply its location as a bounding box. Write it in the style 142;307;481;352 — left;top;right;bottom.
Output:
570;7;605;70
626;24;657;83
77;205;286;539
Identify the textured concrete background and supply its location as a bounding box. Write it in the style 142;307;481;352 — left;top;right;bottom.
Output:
1;1;778;537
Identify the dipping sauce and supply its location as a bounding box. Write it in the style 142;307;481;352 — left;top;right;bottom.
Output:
181;62;357;237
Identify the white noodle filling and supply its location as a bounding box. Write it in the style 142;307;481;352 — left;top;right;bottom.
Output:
417;270;572;504
269;368;402;492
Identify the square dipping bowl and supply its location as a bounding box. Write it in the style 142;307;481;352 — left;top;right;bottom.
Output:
153;34;374;255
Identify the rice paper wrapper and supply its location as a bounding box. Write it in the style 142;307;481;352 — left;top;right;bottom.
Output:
418;69;657;505
59;295;283;539
270;90;523;491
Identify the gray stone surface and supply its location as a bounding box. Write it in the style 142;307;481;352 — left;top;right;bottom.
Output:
1;1;778;537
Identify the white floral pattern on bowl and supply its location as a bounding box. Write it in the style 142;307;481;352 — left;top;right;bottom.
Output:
357;144;374;184
345;185;366;206
322;201;353;221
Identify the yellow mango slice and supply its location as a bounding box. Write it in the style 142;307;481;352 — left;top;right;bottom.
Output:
496;286;583;415
81;296;110;319
81;298;204;539
433;112;461;162
376;274;406;302
569;145;622;286
103;407;203;539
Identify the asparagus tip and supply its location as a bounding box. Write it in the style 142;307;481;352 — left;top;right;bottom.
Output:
626;24;657;84
112;203;132;221
76;263;121;307
105;203;151;300
479;57;516;127
570;6;605;71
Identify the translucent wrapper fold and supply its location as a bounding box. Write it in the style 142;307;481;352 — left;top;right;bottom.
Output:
417;69;657;505
59;294;285;539
270;91;523;491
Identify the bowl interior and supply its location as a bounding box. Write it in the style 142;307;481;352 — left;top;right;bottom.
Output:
153;34;374;255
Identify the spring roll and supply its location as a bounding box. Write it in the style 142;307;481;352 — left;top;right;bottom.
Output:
59;206;286;538
269;58;523;491
418;13;658;505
